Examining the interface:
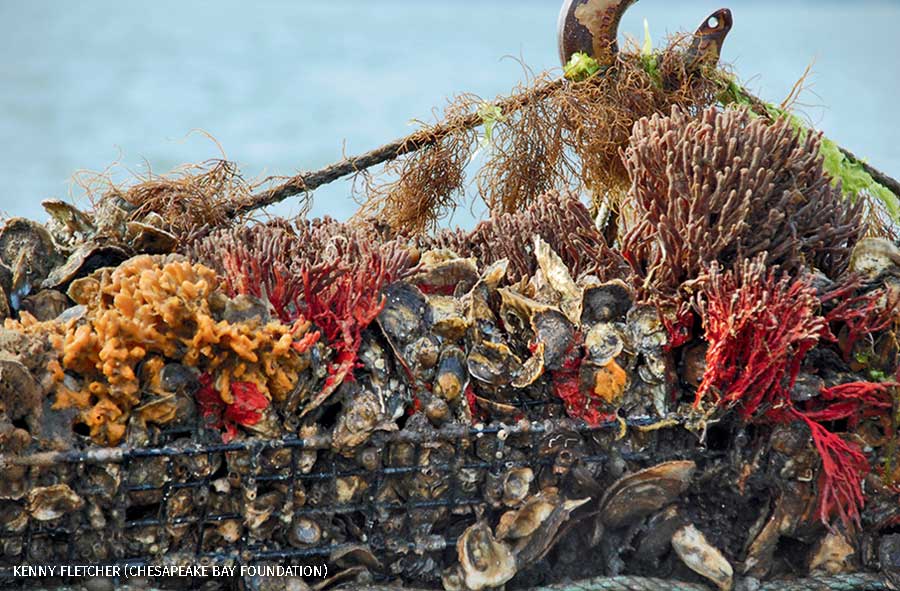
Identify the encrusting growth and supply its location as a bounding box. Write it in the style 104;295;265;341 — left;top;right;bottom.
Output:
7;255;318;445
192;218;414;415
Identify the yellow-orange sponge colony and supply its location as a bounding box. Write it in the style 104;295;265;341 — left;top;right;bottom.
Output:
15;255;317;445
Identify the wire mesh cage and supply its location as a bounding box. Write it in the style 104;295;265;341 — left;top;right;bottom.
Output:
0;408;715;590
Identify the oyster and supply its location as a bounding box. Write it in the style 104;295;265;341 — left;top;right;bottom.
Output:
0;359;42;452
808;530;856;575
534;237;582;324
19;289;70;321
429;295;469;340
501;467;534;507
27;484;84;521
0;218;63;307
332;386;398;454
509;495;590;565
584;322;625;366
581;280;632;324
42;242;129;290
42;198;96;239
456;521;517;591
848;237;900;281
626;305;668;352
496;491;556;541
671;524;734;591
412;252;479;295
126;220;178;254
378;281;430;371
289;517;323;547
467;341;522;387
599;460;696;529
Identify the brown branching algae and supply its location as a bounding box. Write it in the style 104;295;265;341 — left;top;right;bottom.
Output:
621;106;865;298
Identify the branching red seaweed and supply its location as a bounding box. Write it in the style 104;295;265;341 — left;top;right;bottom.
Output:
192;218;414;413
694;256;884;528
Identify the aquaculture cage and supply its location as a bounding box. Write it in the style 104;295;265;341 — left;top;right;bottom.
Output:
1;413;714;590
3;1;900;590
2;406;897;591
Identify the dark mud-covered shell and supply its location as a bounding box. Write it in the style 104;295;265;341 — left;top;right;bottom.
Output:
434;345;468;401
467;341;523;387
19;289;70;322
533;309;575;371
126;220;178;254
582;280;632;324
378;282;430;355
42;242;129;290
584;322;624;367
599;460;696;529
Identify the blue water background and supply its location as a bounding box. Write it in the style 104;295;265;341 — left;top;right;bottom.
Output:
1;0;898;226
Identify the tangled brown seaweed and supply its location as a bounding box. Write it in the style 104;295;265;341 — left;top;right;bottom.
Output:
77;159;258;245
355;37;722;235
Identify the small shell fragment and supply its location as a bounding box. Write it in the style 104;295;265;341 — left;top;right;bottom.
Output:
671;524;734;591
456;521;517;591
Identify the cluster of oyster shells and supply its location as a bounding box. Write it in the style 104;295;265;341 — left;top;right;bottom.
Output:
3;198;900;591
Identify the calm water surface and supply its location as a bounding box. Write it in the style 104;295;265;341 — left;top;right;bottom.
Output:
0;0;898;225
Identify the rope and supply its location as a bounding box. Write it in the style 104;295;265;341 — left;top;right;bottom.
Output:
13;573;894;591
356;573;892;591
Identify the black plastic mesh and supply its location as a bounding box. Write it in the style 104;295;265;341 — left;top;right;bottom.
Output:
0;412;703;589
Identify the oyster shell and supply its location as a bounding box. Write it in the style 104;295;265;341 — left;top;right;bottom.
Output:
671;524;734;591
42;199;96;238
496;492;556;541
808;530;856;575
42;242;129;290
501;467;534;507
0;359;42;452
289;517;323;547
467;341;522;387
510;495;590;565
599;460;696;529
412;252;479;295
581;280;632;324
848;237;900;281
626;305;668;352
27;484;84;521
378;281;430;371
429;295;469;340
126;220;178;254
332;386;397;454
19;289;70;321
456;521;517;591
584;322;624;366
0;218;63;307
534;237;582;324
